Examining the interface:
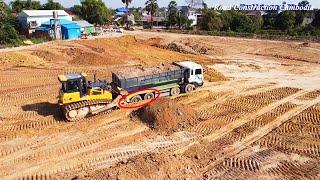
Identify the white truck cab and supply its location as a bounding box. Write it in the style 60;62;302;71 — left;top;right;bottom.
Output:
175;61;204;86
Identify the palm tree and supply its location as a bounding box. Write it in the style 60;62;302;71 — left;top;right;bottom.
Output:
122;0;132;28
145;0;158;29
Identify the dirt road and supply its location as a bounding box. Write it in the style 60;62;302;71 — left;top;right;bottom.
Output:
0;31;319;179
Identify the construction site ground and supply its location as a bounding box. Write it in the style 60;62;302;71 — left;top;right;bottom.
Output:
0;31;320;179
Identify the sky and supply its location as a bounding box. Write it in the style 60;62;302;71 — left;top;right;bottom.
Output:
4;0;320;9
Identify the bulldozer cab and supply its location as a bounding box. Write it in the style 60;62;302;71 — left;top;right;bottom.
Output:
58;73;88;97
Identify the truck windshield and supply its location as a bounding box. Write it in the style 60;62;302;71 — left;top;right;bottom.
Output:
195;69;202;75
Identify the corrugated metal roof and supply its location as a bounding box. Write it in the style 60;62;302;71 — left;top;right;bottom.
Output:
42;19;75;26
20;10;69;17
74;20;94;28
62;23;81;29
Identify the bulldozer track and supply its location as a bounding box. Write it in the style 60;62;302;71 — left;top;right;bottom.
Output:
62;99;114;121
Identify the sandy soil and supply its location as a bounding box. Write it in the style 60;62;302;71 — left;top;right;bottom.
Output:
0;30;319;179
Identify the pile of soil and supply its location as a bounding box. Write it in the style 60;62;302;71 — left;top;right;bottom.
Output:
114;63;180;78
135;98;198;134
155;41;198;55
31;49;68;62
0;52;48;67
204;66;228;82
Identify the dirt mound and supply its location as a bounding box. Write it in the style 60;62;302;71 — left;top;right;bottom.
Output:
89;153;199;179
31;49;68;62
151;38;208;55
136;98;198;134
205;66;228;82
155;41;198;55
0;52;48;67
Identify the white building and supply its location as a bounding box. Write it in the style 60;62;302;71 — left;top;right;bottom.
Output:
177;6;201;27
18;10;72;34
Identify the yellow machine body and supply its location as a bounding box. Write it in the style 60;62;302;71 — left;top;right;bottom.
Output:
59;88;113;105
58;73;113;105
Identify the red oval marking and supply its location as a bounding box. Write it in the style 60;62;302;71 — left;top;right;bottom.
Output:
117;88;161;109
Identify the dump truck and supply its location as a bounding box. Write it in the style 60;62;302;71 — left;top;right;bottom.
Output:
58;61;204;121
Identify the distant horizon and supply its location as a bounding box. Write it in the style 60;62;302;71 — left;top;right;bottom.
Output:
4;0;320;9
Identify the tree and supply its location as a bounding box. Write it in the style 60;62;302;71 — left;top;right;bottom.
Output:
295;1;310;26
0;1;23;47
262;10;278;29
25;0;41;10
311;10;320;28
10;0;41;13
72;5;82;16
42;0;64;10
275;11;296;30
145;0;158;28
167;1;178;28
200;8;222;31
132;8;142;22
122;0;132;9
80;0;112;25
11;0;26;13
121;0;133;28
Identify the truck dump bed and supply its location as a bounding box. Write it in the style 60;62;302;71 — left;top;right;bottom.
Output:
112;63;184;92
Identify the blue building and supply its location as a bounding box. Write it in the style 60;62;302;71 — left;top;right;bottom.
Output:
61;23;81;39
37;19;81;40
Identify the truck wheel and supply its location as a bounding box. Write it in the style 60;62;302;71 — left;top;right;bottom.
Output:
130;95;142;104
184;84;194;93
144;93;154;100
170;87;180;96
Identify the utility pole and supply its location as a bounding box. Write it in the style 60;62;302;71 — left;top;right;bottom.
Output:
52;11;61;40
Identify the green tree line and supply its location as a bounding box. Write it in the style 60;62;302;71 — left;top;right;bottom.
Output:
166;0;319;37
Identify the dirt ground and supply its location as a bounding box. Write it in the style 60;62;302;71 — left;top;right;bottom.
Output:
0;31;320;179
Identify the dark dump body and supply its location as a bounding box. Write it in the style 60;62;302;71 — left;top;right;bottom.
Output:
112;64;185;92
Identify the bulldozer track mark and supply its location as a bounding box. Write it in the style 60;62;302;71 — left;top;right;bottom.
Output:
297;90;320;100
0;83;55;95
223;157;260;172
291;110;320;125
247;103;297;129
0;134;18;143
203;89;309;142
190;122;222;135
5;131;199;179
202;93;320;176
255;135;320;157
2;118;61;132
0;85;58;104
265;161;320;179
4;120;132;164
